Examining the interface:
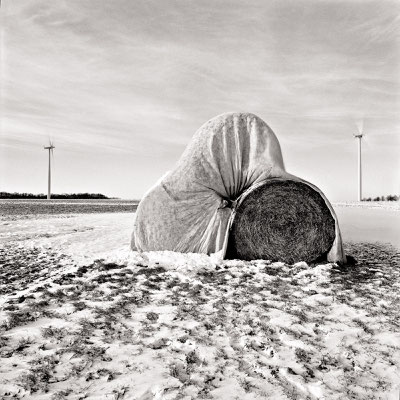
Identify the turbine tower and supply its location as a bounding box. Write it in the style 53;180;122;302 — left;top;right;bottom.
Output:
44;142;55;200
354;133;363;201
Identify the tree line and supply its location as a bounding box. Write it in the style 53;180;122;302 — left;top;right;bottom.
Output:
362;195;399;202
0;192;112;199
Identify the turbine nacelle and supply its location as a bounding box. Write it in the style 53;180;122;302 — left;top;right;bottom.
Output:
44;141;55;150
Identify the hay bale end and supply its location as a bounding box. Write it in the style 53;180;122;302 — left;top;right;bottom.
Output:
226;180;336;264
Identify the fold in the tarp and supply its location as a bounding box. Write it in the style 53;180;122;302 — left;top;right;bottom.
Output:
132;112;347;264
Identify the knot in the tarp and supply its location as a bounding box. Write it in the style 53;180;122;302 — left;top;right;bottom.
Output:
219;198;237;210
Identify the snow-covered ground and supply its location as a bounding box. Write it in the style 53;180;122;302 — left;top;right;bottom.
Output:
333;203;400;249
0;204;399;399
334;201;399;212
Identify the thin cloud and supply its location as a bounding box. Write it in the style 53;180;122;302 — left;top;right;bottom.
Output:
1;0;399;198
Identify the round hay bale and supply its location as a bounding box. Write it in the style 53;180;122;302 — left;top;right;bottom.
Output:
226;180;336;264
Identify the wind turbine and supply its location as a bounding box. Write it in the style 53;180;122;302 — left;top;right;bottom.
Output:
44;141;55;200
354;120;363;202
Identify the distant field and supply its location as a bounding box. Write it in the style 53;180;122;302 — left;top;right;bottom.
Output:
0;199;138;217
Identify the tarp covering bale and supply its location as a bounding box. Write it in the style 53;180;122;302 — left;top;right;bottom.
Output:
132;112;347;264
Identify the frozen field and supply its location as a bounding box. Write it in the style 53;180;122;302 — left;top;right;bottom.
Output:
0;199;138;217
334;202;400;249
0;201;399;399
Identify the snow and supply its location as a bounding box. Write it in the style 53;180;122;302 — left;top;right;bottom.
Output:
333;203;400;248
0;209;399;399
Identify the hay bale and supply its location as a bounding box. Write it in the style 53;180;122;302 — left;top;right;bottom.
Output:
226;180;336;264
133;112;347;264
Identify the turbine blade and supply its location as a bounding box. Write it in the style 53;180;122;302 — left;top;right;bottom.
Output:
355;118;364;135
363;134;373;149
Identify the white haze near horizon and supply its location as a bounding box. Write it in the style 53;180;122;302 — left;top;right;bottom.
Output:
1;0;399;200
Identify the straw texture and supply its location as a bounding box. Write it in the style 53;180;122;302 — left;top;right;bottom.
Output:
226;180;336;264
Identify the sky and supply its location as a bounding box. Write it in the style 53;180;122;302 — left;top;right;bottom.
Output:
1;0;399;200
